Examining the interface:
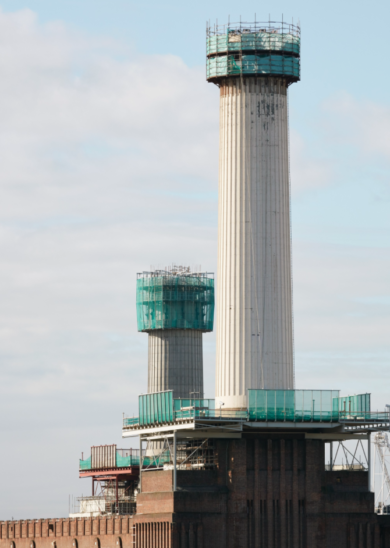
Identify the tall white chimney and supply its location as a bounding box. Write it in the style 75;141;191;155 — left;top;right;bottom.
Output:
207;20;300;408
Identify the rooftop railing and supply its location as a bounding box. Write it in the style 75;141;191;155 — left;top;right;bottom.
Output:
122;390;374;429
79;448;141;471
248;389;341;422
124;417;139;427
174;408;248;420
339;411;388;422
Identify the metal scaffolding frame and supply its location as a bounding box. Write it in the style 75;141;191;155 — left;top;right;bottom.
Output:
139;434;216;493
326;439;369;472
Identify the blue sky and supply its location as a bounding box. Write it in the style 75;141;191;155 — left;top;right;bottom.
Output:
0;0;389;519
2;0;388;244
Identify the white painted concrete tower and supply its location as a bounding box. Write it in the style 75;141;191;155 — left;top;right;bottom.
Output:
206;20;301;408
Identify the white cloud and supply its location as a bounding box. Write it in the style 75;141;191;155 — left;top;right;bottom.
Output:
0;8;220;226
0;8;219;519
293;238;390;409
322;91;390;160
293;240;390;351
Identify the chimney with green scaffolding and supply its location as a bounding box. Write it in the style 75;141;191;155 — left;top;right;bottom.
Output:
136;266;214;399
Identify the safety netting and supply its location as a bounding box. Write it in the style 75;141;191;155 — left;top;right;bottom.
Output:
207;32;300;56
136;273;214;332
116;452;140;467
207;55;300;80
139;390;174;425
206;21;300;82
79;453;140;470
142;451;171;468
79;456;92;470
123;417;139;427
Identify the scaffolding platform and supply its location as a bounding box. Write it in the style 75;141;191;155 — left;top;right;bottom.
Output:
123;389;389;437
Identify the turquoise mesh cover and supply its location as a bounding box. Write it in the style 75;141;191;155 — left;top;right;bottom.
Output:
136;274;214;332
79;456;92;470
116;453;140;467
207;54;300;80
207;32;300;56
206;29;300;82
142;450;171;468
123;417;139;427
139;391;174;425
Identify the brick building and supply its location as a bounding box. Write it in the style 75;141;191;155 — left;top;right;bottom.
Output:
3;434;390;547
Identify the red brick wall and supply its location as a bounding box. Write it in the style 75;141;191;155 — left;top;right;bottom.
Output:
323;469;368;490
141;470;172;493
132;436;382;548
0;517;134;548
136;492;174;514
378;516;390;548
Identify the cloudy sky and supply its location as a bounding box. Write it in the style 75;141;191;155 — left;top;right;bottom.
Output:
0;0;389;519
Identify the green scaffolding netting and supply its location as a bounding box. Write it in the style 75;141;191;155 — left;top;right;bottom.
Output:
142;452;171;468
207;54;300;80
139;391;174;425
79;456;92;470
124;417;139;427
136;275;214;332
116;452;140;467
79;453;140;470
207;32;300;56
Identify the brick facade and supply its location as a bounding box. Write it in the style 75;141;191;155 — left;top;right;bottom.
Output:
0;517;134;548
2;435;390;547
